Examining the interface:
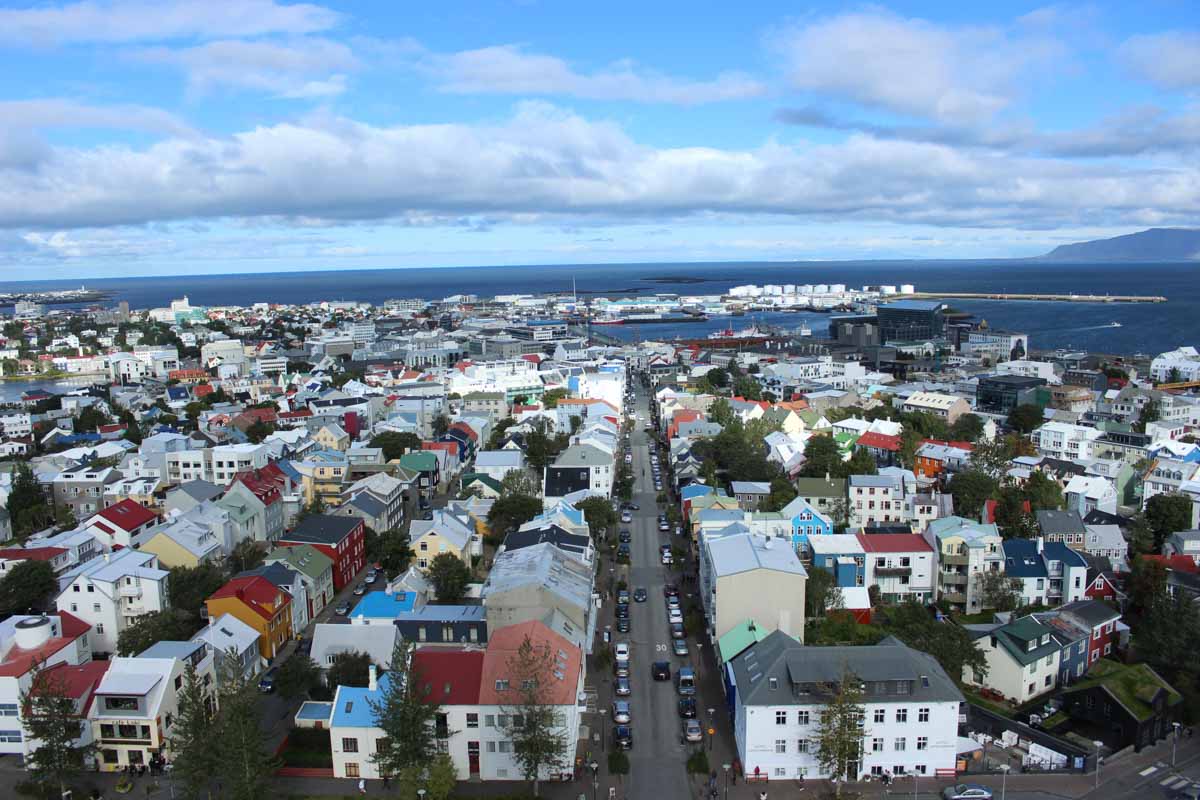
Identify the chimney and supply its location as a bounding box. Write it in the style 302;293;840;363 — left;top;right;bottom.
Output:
103;552;110;563
368;664;378;692
1036;537;1044;555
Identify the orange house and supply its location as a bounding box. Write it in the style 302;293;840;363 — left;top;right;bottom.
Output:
205;575;292;662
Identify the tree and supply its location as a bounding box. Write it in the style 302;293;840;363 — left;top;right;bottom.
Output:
431;414;450;437
503;634;569;796
1128;557;1168;616
276;653;321;701
969;437;1017;480
370;639;440;778
576;496;618;538
168;563;228;617
800;435;843;478
732;374;762;401
370;431;421;461
428;552;472;603
21;659;95;798
6;463;48;537
500;468;541;498
1024;470;1063;511
227;538;265;573
244;420;275;443
761;476;798;512
843;447;877;477
948;413;985;443
1006;403;1043;434
74;404;111;432
707;398;734;427
978;570;1023;611
1145;493;1193;551
424;752;459;800
540;388;568;408
117;610;200;656
804;566;839;620
878;603;987;683
326;651;373;688
1135;587;1200;677
1134;398;1161;433
992;486;1036;539
214;649;277;800
377;529;415;575
706;367;729;388
0;560;57;614
813;666;866;793
169;660;217;800
486;493;543;538
948;470;998;521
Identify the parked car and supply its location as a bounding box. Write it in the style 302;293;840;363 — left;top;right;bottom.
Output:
663;583;679;598
670;622;686;639
616;618;631;633
652;661;671;681
681;719;703;744
676;667;696;696
364;571;377;584
614;677;631;696
612;700;631;724
619;530;632;543
615;642;631;661
352;583;366;596
672;638;689;657
617;588;631;604
668;608;683;624
257;667;278;693
942;786;993;800
633;588;648;602
613;660;630;678
661;551;673;565
615;603;630;620
334;602;351;616
612;725;633;750
620;511;633;523
617;543;631;562
678;697;697;718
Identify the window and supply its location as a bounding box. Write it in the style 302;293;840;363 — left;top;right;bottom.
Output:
1104;643;1112;655
916;765;927;775
342;738;358;753
486;741;496;753
917;737;928;751
895;708;907;723
498;741;512;753
775;739;787;754
344;763;359;778
467;713;479;728
918;707;929;723
797;710;810;725
797;739;809;753
96;624;103;634
1044;675;1052;687
495;679;509;692
775;711;787;725
774;768;786;777
872;738;884;752
175;675;183;691
894;738;906;751
485;714;495;728
873;709;885;723
93;603;101;612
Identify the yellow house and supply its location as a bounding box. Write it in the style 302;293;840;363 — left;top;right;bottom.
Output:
314;423;350;452
205;575;293;661
410;509;476;570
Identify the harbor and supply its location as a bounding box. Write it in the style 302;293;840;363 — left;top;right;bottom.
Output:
897;291;1167;303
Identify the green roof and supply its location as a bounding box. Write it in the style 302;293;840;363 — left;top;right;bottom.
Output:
794;477;846;497
266;543;333;581
461;472;503;492
987;617;1060;667
718;620;769;664
1065;660;1182;722
399;452;438;471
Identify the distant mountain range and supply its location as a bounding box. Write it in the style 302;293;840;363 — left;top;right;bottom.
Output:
1040;227;1200;262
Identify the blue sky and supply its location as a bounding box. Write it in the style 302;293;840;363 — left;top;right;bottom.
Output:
0;0;1197;279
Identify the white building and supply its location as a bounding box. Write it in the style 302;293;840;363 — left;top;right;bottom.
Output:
1031;422;1104;462
1150;346;1200;384
55;550;169;656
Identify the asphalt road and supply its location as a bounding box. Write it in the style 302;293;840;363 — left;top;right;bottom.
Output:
620;383;693;800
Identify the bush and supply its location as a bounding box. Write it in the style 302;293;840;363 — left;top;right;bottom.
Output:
686;750;711;774
608;750;630;775
616;579;628;591
281;727;333;768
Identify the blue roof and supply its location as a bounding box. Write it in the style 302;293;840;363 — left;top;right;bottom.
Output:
881;300;945;311
394;604;486;623
681;484;714;502
1002;539;1047;578
350;590;419;619
1043;541;1087;567
166;386;191;400
297;701;333;721
332;674;391;727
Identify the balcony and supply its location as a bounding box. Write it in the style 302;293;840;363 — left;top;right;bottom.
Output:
940;572;968;586
119;584;142;599
943;591;967;605
942;553;969;566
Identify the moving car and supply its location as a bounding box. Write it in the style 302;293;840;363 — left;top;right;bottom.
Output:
633;588;648;602
678;697;697;718
614;677;631;696
942;786;993;800
613;725;634;750
681;719;703;744
652;661;671;681
672;638;689;657
612;700;631;725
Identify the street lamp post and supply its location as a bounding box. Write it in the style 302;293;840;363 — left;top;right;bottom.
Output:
1094;740;1104;790
590;760;599;800
708;708;716;752
1174;721;1182;767
723;763;731;800
998;763;1010;800
417;789;426;800
600;709;608;753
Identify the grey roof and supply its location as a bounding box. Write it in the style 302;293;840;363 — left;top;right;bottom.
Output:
708;533;807;578
482;541;592;612
191;613;260;655
730;481;771;495
347;492;387;518
554;443;611;467
849;474;900;489
310;622;399;669
1037;509;1087;535
173;479;223;502
1056;599;1122;628
732;630;964;706
138;640;206;661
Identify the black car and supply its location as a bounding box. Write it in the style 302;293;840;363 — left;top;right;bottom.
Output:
628;503;640;511
678;697;697;719
652;661;671;681
615;603;630;620
633;587;648;602
613;659;630;678
619;530;632;543
615;617;631;633
616;543;631;562
612;725;633;750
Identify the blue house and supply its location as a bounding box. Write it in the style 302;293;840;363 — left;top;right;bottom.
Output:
779;495;835;555
807;533;866;587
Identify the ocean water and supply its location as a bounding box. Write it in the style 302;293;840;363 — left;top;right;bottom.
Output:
0;260;1193;354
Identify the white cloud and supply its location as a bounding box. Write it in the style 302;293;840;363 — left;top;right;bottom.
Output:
420;44;765;105
769;10;1062;123
0;98;196;137
22;230;174;259
0;103;1196;233
1120;32;1200;90
133;37;358;97
0;0;338;45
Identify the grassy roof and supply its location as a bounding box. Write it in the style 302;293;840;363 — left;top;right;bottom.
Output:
1066;660;1182;721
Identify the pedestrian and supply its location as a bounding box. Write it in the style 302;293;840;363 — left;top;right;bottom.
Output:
358;778;366;795
383;774;390;789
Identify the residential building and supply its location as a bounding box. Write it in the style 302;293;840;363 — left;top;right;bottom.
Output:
277;515;366;591
1058;661;1181;752
701;532;807;642
481;542;596;653
410;508;479;569
848;474;905;528
52;467;121;519
901;392;971;424
84;499;160;550
1001;539;1088;607
925;517;1004;614
190;613;261;681
205;575;294;662
858;533;936;604
264;544;335;621
964;616;1061;704
55;550;169;656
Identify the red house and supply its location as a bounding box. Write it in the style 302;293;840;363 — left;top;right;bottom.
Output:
1057;599;1123;665
86;499;158;548
276;514;365;591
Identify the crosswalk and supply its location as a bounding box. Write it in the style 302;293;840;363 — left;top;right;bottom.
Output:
1159;773;1195;791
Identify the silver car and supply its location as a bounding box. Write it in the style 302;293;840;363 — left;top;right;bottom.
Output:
612;700;631;725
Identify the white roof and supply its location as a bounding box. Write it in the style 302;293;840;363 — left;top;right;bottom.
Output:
807;533;865;555
191;613;259;655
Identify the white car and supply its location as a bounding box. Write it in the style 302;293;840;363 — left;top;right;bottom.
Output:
614;642;631;662
668;608;683;624
661;552;673;565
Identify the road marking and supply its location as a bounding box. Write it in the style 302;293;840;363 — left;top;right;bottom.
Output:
1138;766;1158;776
1161;776;1187;788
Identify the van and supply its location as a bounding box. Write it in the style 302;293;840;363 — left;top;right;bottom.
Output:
676;667;696;696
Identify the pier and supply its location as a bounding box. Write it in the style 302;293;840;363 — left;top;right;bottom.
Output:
897;292;1166;303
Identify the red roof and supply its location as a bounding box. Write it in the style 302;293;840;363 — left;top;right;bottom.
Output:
0;611;91;679
38;660;110;715
230;470;282;505
1139;554;1200;574
208;575;289;619
478;621;581;706
921;439;974;452
98;423;126;434
238;407;277;424
94;499;157;531
193;383;214;398
447;422;478;441
278;408;312;419
856;432;901;451
856;532;932;553
0;546;67;562
520;354;543;363
982;498;1031;524
423;440;459;457
412;649;484;705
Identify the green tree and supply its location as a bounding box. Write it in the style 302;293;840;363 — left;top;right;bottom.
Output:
843;446;878;478
1128;557;1168;616
800;435;843;478
377;530;415;575
1135;587;1200;677
948;470;999;521
1024;470;1064;511
74;404;111;432
992;486;1038;540
369;639;440;778
6;463;47;536
424;752;459;800
0;560;57;614
706;367;729;389
168;563;228;617
214;649;278;800
1006;403;1043;434
500;468;541;497
227;539;265;573
1134;398;1161;433
877;602;987;684
428;552;472;603
117;610;200;656
503;634;569;796
431;414;451;437
244;420;275;443
326;651;373;689
948;413;985;443
486;493;543;538
707;398;734;427
1145;493;1194;551
732;374;762;401
978;569;1023;611
370;431;422;461
813;666;866;793
540;388;568;408
119;409;143;444
21;659;95;798
804;566;839;620
276;653;321;701
169;660;217;800
760;476;798;512
576;496;618;538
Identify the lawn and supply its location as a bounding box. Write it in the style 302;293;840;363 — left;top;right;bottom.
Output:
280;727;333;768
962;686;1015;718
